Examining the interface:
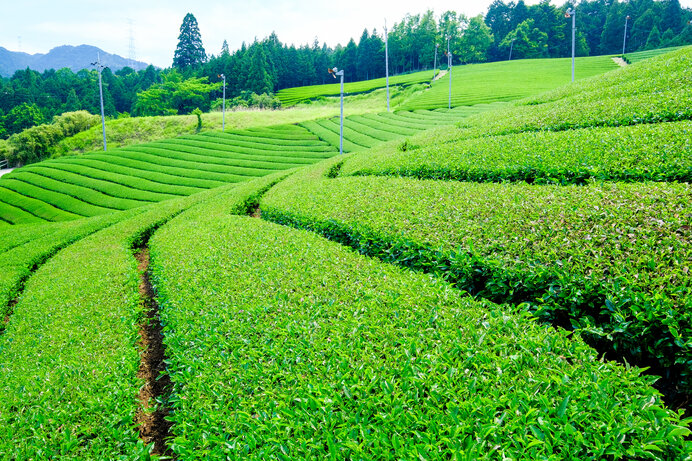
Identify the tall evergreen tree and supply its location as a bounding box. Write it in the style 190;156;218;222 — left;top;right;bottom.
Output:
173;13;207;69
221;40;230;57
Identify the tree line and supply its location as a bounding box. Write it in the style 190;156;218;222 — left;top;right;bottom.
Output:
1;0;690;140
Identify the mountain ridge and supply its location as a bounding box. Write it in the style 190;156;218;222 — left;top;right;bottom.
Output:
0;44;151;77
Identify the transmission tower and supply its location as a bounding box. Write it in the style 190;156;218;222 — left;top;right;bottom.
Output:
127;18;137;68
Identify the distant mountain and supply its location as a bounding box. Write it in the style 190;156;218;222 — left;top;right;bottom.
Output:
0;45;151;77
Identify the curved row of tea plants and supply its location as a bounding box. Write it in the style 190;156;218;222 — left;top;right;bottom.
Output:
400;55;618;111
0;174;283;458
0;212;136;323
0;125;337;224
148;183;690;459
469;47;692;135
261;159;692;400
341;120;692;184
299;106;498;153
276;69;433;106
624;45;688;63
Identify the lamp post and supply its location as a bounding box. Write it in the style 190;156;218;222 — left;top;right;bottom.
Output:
445;35;452;110
509;38;515;61
384;19;390;112
565;7;576;82
328;67;345;155
91;53;107;151
433;43;439;80
218;73;226;131
622;15;631;58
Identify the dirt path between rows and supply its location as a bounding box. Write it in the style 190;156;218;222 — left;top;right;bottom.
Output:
134;248;174;457
612;57;628;67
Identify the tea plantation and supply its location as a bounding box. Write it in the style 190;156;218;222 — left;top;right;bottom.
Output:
276;69;434;106
0;47;690;459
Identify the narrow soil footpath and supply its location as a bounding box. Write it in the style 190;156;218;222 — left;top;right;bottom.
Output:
134;248;174;457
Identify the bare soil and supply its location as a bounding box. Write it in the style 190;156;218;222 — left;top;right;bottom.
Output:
134;248;174;457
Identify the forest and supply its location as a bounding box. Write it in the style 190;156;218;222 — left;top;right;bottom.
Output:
0;0;690;140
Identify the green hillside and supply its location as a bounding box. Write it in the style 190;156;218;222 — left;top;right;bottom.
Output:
0;107;500;224
0;47;690;458
625;45;689;63
276;69;433;106
401;55;619;110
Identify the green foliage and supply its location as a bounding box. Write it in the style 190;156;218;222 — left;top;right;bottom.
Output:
458;15;494;63
2;111;98;166
0;192;224;459
149;192;690;458
262;161;692;398
624;45;688;63
298;107;488;153
500;18;549;59
465;47;692;135
341;120;692;184
213;92;282;111
2;103;44;136
276;70;432;106
133;72;220;116
192;108;202;132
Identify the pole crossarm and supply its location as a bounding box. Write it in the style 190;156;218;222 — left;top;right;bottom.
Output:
91;53;108;151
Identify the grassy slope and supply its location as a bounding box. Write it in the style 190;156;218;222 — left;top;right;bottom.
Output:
401;55;618;110
276;69;434;105
0;125;336;224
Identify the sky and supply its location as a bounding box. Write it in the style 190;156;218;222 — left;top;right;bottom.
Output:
3;0;692;68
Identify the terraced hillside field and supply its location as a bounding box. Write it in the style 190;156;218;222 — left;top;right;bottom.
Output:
0;108;493;224
0;125;335;224
0;48;691;459
625;45;689;63
401;54;619;110
276;69;433;106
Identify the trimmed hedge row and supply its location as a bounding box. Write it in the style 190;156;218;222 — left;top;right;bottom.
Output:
11;167;170;205
0;190;224;458
261;160;692;398
39;160;203;195
341;120;692;184
124;146;308;173
0;186;79;222
0;178;114;217
469;48;692;136
150;199;690;458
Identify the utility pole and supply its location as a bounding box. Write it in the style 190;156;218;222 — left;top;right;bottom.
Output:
565;7;576;82
329;67;345;155
219;74;226;131
622;15;631;58
509;38;515;61
91;53;107;151
384;19;390;112
446;35;452;110
433;43;439;80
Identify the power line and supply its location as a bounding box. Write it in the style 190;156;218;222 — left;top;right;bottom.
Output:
128;18;137;68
